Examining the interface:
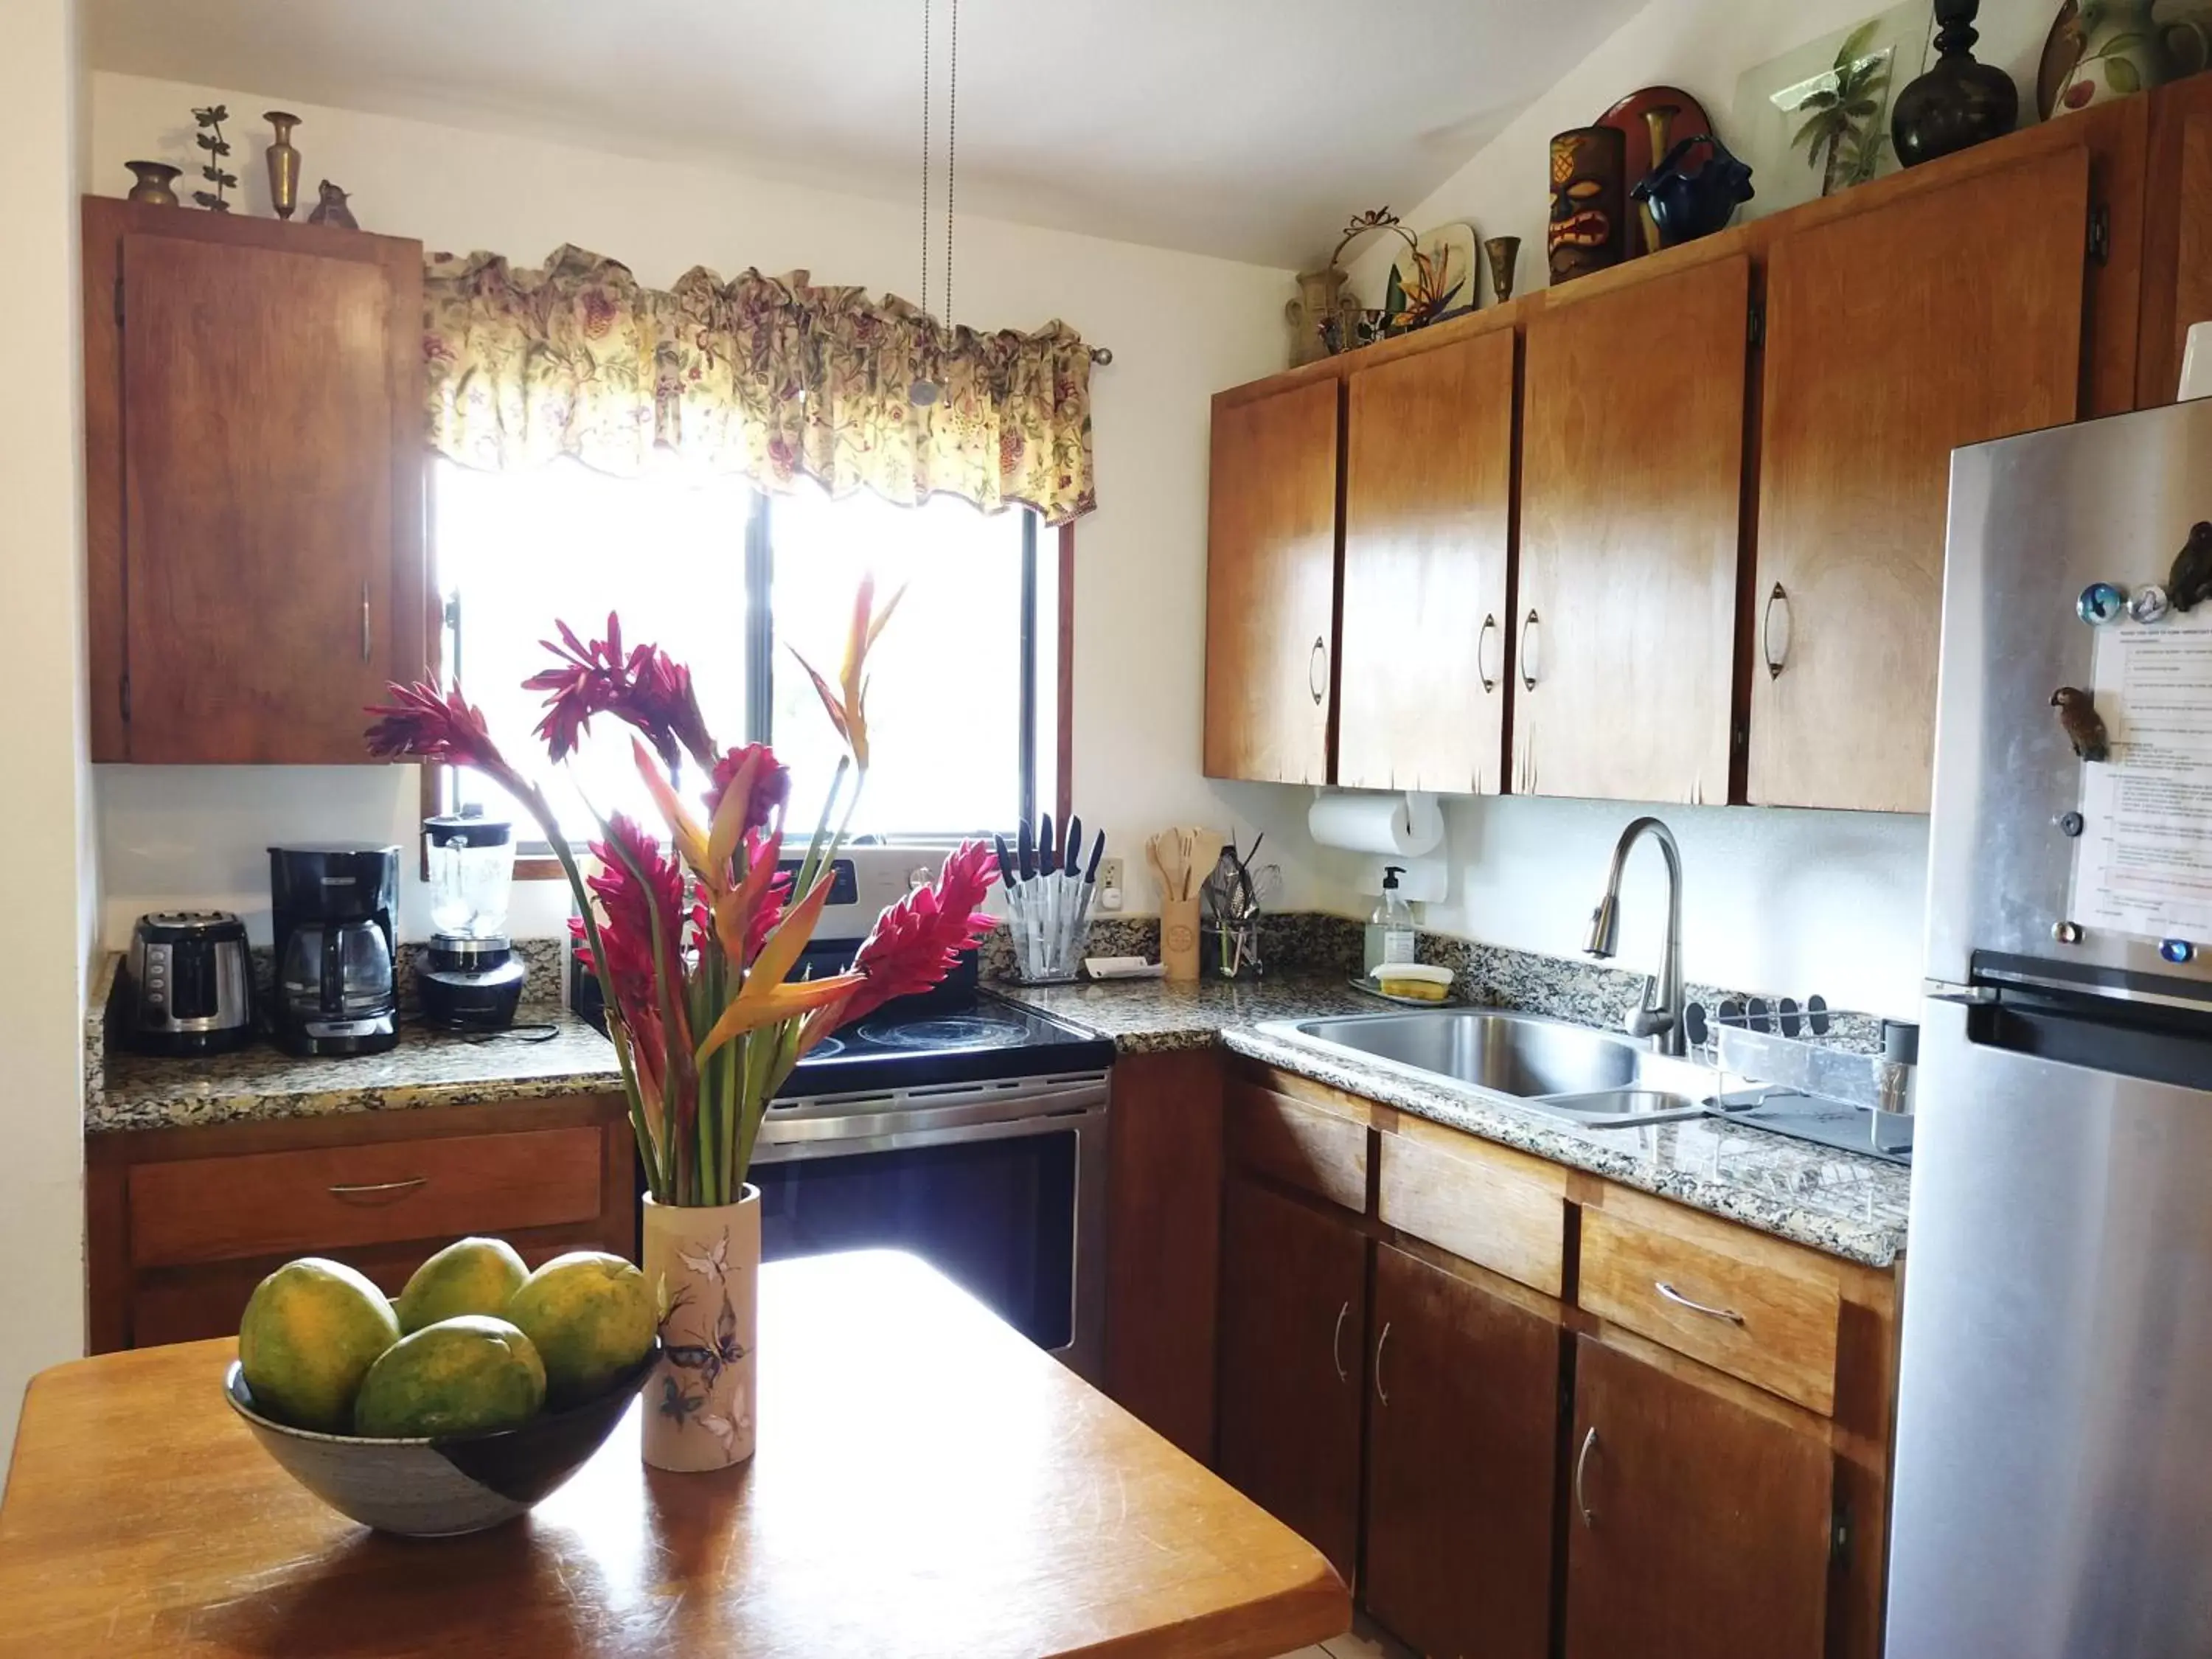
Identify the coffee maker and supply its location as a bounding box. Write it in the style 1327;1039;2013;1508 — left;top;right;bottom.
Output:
270;844;400;1056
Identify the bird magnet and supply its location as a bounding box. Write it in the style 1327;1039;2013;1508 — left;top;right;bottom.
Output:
2168;522;2212;613
2129;584;2171;625
2051;686;2110;763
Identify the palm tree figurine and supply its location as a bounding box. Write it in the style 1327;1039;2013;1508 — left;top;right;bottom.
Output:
1791;20;1894;197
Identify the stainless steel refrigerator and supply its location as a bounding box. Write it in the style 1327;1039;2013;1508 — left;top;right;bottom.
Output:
1890;394;2212;1656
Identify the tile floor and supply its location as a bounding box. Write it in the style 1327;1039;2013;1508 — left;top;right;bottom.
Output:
1276;1615;1411;1659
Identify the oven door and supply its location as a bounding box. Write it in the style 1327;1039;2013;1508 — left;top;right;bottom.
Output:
750;1074;1108;1381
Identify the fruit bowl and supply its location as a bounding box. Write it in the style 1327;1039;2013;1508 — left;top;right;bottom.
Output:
222;1347;657;1537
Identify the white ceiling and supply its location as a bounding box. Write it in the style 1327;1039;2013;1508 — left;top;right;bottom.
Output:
86;0;1644;268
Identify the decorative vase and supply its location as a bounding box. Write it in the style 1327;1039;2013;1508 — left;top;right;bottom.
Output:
1484;235;1522;305
1631;133;1756;248
263;111;302;220
641;1189;759;1473
1287;265;1348;366
2053;0;2211;114
1548;125;1630;285
1892;0;2019;164
123;161;181;206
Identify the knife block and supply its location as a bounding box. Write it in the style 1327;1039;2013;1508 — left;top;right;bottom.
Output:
1161;897;1201;982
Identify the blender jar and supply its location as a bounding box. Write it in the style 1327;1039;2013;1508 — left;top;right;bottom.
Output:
424;812;515;940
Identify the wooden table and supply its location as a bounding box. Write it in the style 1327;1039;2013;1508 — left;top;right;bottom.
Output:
0;1251;1347;1658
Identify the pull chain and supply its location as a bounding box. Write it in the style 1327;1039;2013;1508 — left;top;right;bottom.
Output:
919;0;931;316
945;0;957;330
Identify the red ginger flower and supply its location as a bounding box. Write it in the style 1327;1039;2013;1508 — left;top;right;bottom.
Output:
572;814;691;1028
841;839;998;1025
526;613;717;774
706;743;791;839
365;682;532;803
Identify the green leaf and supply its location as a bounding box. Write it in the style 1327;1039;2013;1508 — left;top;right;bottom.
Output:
1835;18;1882;64
2107;55;2143;92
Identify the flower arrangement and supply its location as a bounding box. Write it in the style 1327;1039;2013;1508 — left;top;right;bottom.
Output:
366;580;998;1208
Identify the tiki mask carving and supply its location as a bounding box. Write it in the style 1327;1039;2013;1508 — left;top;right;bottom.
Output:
1548;125;1628;285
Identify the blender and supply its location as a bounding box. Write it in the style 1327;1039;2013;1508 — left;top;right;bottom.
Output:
418;811;526;1029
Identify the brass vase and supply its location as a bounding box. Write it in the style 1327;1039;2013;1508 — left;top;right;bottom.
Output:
264;111;302;220
1484;235;1522;305
123;161;181;206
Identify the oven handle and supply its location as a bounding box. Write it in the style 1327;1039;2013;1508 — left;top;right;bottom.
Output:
751;1092;1109;1161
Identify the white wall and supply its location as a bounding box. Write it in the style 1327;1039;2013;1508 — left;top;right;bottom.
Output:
3;0;94;1464
90;72;1345;942
1322;0;2073;1018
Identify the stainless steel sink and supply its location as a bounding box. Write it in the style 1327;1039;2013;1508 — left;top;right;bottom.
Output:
1264;1010;1714;1127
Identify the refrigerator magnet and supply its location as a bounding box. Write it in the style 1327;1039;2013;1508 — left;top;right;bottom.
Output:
2078;582;2129;625
2130;584;2171;625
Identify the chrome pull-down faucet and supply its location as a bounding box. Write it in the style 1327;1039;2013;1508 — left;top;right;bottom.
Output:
1585;815;1686;1057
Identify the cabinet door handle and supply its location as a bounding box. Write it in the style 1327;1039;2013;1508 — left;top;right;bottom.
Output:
1477;613;1499;695
1330;1300;1351;1382
1761;582;1790;680
1655;1279;1746;1325
1374;1320;1394;1403
327;1176;426;1201
361;582;373;663
1520;608;1540;692
1574;1425;1599;1528
1309;636;1328;706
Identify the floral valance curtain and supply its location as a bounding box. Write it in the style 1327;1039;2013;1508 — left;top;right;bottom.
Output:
422;245;1097;524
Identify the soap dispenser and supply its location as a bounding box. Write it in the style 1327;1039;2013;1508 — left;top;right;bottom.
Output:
1364;866;1416;978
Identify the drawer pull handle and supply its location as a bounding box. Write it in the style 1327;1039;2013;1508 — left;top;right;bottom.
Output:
1655;1279;1745;1325
1762;582;1790;680
1477;613;1499;695
327;1177;427;1201
1330;1300;1351;1383
1520;608;1540;692
1374;1320;1394;1404
1574;1425;1599;1528
1309;636;1329;706
361;582;373;663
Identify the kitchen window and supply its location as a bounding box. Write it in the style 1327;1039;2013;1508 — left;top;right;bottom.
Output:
430;459;1062;857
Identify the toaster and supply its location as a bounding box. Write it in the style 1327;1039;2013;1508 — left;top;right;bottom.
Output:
128;911;254;1056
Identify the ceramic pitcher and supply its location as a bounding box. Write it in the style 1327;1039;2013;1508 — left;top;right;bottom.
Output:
2058;0;2212;113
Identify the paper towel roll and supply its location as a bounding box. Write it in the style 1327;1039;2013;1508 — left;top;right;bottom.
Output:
1307;790;1444;859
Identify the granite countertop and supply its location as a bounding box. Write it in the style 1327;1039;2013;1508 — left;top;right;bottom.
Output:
993;971;1911;1268
86;950;622;1135
91;1013;622;1135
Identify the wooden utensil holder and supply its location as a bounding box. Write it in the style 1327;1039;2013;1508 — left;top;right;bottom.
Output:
1161;897;1202;982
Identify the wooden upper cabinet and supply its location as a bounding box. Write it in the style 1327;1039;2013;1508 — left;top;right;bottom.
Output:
1517;256;1749;804
2138;73;2212;406
1749;149;2090;813
1364;1243;1558;1659
83;198;426;763
1215;1173;1366;1581
1564;1336;1832;1659
1203;380;1340;784
1338;328;1516;793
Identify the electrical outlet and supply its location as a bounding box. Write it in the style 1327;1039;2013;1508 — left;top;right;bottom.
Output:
1098;855;1125;912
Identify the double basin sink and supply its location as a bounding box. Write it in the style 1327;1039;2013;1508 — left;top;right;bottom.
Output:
1261;1009;1716;1129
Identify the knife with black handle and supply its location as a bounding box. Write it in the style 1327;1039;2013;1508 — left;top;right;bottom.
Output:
1017;818;1035;882
993;834;1019;890
1039;813;1057;876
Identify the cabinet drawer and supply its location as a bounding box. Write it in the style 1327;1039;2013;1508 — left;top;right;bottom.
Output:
1224;1079;1367;1212
1578;1207;1840;1414
128;1127;605;1269
1377;1126;1568;1298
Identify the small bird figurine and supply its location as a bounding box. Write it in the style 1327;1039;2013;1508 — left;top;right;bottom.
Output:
2052;686;2110;762
305;178;358;230
2167;521;2212;613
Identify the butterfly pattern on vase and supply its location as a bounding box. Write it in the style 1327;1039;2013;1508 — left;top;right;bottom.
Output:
655;1226;752;1438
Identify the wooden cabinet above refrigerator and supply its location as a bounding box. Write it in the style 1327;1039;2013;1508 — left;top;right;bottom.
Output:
1201;91;2171;813
83;198;427;765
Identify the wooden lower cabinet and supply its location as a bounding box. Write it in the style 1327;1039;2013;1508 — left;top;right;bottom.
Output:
1363;1244;1559;1659
1563;1335;1832;1659
1103;1051;1225;1463
86;1094;636;1353
1216;1173;1367;1579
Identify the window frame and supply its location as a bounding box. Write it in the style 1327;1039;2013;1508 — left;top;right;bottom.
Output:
419;476;1075;883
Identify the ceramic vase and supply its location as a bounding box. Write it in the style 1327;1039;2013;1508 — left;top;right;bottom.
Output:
641;1189;759;1472
1891;0;2017;165
2056;0;2211;114
264;111;302;220
123;161;181;206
